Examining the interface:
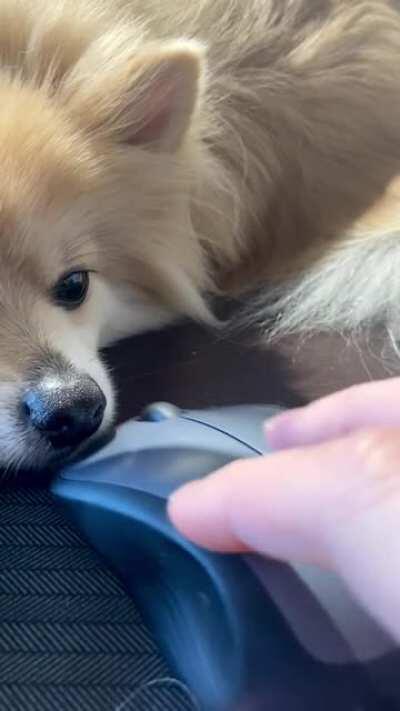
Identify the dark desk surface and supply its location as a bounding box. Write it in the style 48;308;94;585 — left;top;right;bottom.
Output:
106;322;398;423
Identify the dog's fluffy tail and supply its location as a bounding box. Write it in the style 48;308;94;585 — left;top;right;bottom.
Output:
234;223;400;343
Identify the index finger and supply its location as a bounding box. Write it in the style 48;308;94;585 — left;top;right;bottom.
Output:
168;434;363;565
267;377;400;450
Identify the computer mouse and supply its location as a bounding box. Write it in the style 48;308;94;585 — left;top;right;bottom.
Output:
51;404;398;711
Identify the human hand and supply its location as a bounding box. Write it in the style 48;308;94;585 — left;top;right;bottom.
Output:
168;378;400;639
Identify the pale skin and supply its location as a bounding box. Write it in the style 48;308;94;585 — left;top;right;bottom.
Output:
168;378;400;641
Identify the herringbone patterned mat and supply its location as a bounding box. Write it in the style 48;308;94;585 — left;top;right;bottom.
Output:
0;487;197;710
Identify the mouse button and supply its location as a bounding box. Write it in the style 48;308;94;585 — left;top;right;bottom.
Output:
76;416;250;471
59;448;237;497
65;417;254;478
183;405;283;454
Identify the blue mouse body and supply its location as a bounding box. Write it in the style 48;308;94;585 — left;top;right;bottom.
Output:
52;404;399;711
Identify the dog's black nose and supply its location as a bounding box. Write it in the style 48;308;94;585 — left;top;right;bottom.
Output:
22;373;106;449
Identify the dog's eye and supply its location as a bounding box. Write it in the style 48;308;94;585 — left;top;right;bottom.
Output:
52;271;90;310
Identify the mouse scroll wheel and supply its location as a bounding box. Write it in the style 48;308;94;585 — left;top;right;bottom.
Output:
139;403;181;422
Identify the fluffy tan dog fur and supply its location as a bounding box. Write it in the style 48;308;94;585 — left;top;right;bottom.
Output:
0;0;400;469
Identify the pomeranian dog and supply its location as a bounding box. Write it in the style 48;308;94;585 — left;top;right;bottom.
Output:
0;0;400;472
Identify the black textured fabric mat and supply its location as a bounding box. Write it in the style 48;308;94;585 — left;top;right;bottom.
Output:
0;487;197;711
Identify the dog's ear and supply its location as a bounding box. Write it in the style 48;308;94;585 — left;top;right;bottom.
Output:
67;41;205;152
120;42;204;151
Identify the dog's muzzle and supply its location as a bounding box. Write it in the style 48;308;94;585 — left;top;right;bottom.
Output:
21;369;106;451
